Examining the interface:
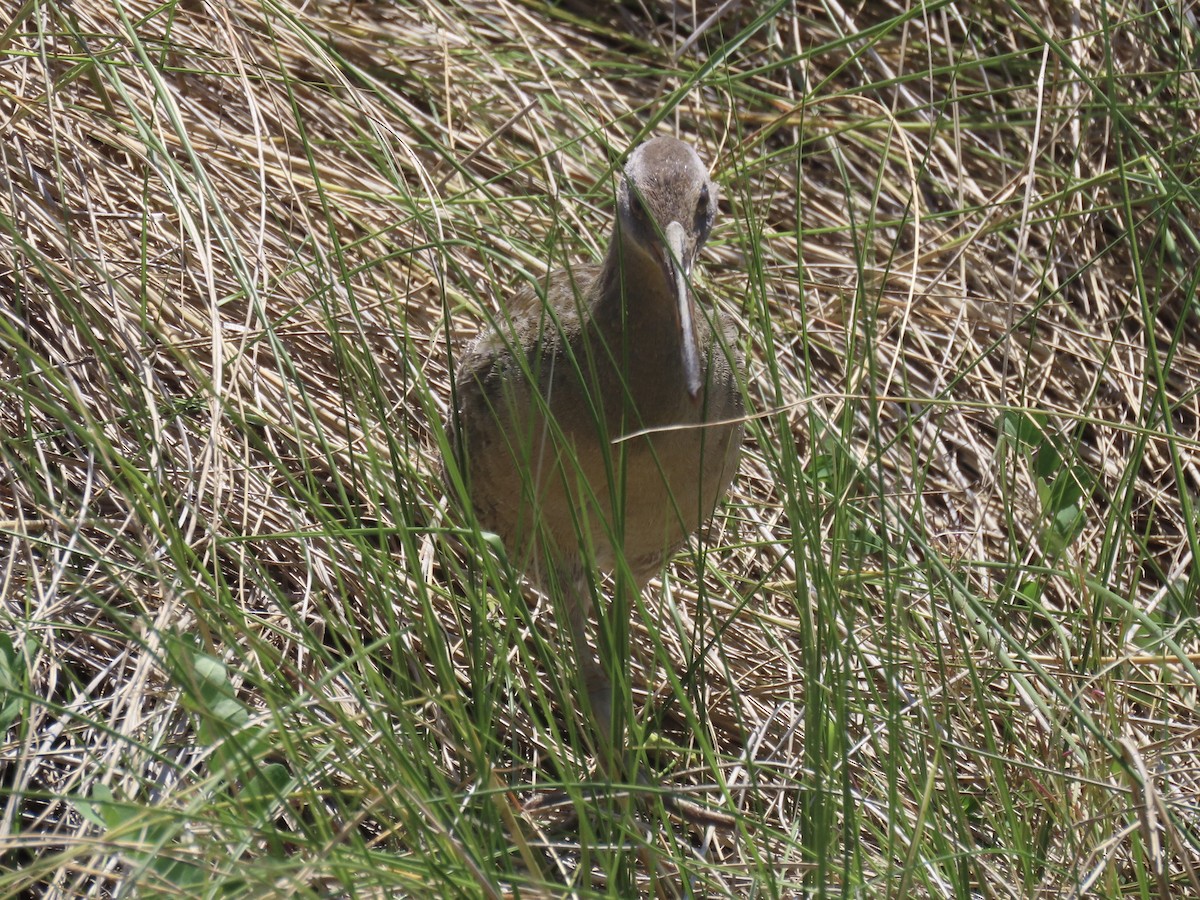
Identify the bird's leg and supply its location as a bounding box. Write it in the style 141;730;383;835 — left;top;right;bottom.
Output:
520;562;625;825
534;564;738;830
559;563;617;762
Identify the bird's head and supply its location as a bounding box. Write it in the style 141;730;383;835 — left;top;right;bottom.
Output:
615;136;718;402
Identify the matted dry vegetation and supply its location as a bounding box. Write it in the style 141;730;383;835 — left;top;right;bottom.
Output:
3;0;1200;896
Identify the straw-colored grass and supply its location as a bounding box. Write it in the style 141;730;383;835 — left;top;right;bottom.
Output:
3;0;1199;896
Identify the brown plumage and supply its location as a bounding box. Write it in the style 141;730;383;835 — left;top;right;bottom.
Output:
445;135;744;761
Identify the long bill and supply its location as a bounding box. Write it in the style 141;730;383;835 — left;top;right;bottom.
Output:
664;221;704;401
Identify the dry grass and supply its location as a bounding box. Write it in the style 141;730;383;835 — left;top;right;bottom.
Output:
3;0;1200;896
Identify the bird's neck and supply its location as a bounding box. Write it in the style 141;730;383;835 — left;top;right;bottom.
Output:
593;227;677;334
586;227;699;423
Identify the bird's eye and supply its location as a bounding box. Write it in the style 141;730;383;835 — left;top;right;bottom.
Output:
694;187;712;230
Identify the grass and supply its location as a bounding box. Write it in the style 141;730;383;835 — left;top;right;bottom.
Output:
3;0;1200;896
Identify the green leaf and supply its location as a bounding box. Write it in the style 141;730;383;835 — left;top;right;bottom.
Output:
0;632;27;733
241;762;292;822
73;783;125;830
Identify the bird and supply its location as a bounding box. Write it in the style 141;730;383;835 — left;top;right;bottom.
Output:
444;135;744;814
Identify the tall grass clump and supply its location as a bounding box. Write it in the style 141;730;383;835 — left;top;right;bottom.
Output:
2;0;1199;895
